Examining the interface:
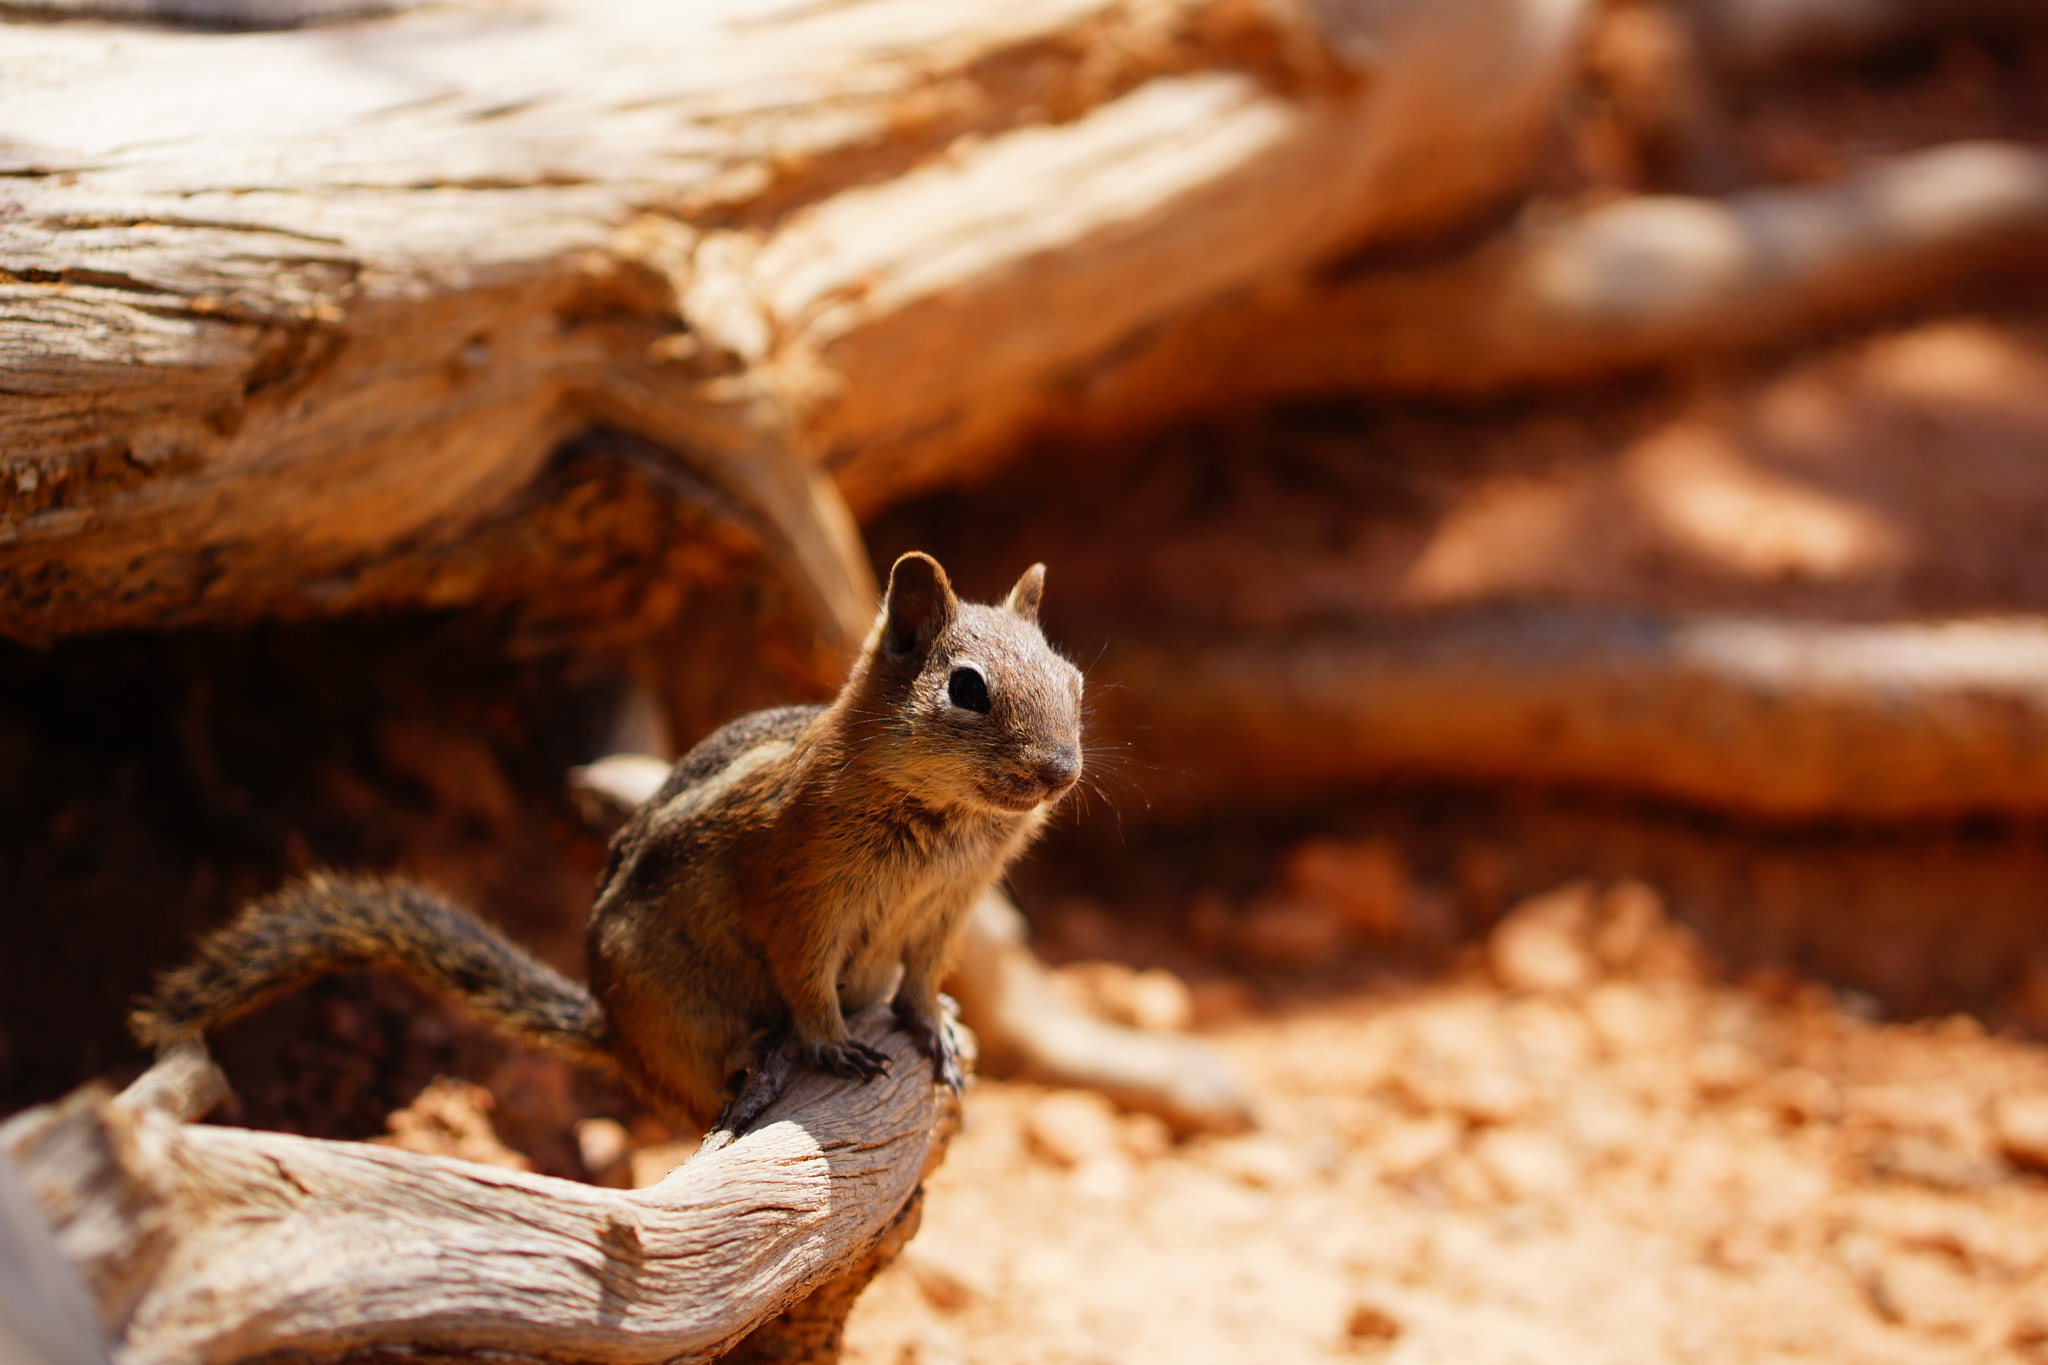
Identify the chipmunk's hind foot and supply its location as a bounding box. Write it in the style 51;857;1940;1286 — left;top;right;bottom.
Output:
703;1031;893;1149
704;1042;794;1149
803;1035;890;1081
893;1001;965;1093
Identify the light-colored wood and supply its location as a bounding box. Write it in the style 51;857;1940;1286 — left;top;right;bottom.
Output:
0;0;1589;639
1099;610;2048;822
950;887;1253;1136
1;1006;963;1365
112;1043;226;1125
8;0;2046;652
1047;141;2048;437
0;1150;113;1365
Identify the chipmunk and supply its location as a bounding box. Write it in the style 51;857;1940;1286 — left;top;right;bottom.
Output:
131;552;1084;1136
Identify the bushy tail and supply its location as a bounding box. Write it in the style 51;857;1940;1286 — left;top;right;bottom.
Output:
131;872;609;1064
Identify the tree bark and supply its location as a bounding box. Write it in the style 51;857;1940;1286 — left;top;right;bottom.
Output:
0;0;1589;643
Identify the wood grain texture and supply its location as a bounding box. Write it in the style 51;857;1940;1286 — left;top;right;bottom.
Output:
7;0;2040;648
0;0;1588;637
1;1006;964;1365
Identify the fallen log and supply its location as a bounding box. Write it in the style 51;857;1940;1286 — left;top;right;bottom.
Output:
0;0;1589;641
12;0;2048;847
1054;140;2048;434
1673;0;2048;70
1098;609;2048;823
13;0;2048;653
1;1012;964;1365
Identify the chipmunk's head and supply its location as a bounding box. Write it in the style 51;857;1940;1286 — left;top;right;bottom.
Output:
854;552;1084;816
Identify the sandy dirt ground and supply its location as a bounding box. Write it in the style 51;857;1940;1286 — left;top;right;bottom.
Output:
827;890;2048;1365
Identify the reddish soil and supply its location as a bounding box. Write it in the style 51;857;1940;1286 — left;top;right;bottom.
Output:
834;893;2048;1365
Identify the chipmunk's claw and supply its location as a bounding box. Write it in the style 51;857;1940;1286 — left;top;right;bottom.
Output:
805;1036;891;1081
893;1003;965;1093
710;1031;892;1143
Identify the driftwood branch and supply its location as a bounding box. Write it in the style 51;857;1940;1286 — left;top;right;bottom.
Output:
1053;141;2048;436
1100;609;2048;822
111;1044;227;1126
1673;0;2047;70
1;1007;965;1365
950;888;1253;1136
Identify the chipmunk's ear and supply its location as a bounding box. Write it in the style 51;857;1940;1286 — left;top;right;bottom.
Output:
881;552;959;658
1004;563;1046;623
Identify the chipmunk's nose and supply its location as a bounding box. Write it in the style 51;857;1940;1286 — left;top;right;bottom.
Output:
1035;746;1081;793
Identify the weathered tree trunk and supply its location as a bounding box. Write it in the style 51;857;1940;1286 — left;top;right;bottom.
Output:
1098;612;2048;823
2;1013;963;1365
1674;0;2048;69
0;0;1590;646
1049;141;2048;435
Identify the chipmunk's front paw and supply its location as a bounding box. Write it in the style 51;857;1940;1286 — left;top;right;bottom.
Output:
893;1002;965;1093
803;1036;891;1082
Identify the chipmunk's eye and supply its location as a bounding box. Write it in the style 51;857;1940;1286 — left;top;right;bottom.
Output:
947;665;992;714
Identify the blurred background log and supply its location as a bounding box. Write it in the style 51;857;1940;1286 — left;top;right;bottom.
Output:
1053;142;2048;428
1100;613;2048;822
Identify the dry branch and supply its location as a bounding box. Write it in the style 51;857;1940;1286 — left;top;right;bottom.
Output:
0;1151;112;1365
1100;609;2048;822
1053;141;2048;435
1;1007;964;1365
1673;0;2047;69
950;888;1252;1137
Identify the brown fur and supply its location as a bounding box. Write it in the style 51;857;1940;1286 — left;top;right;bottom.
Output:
130;872;610;1063
131;554;1083;1134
